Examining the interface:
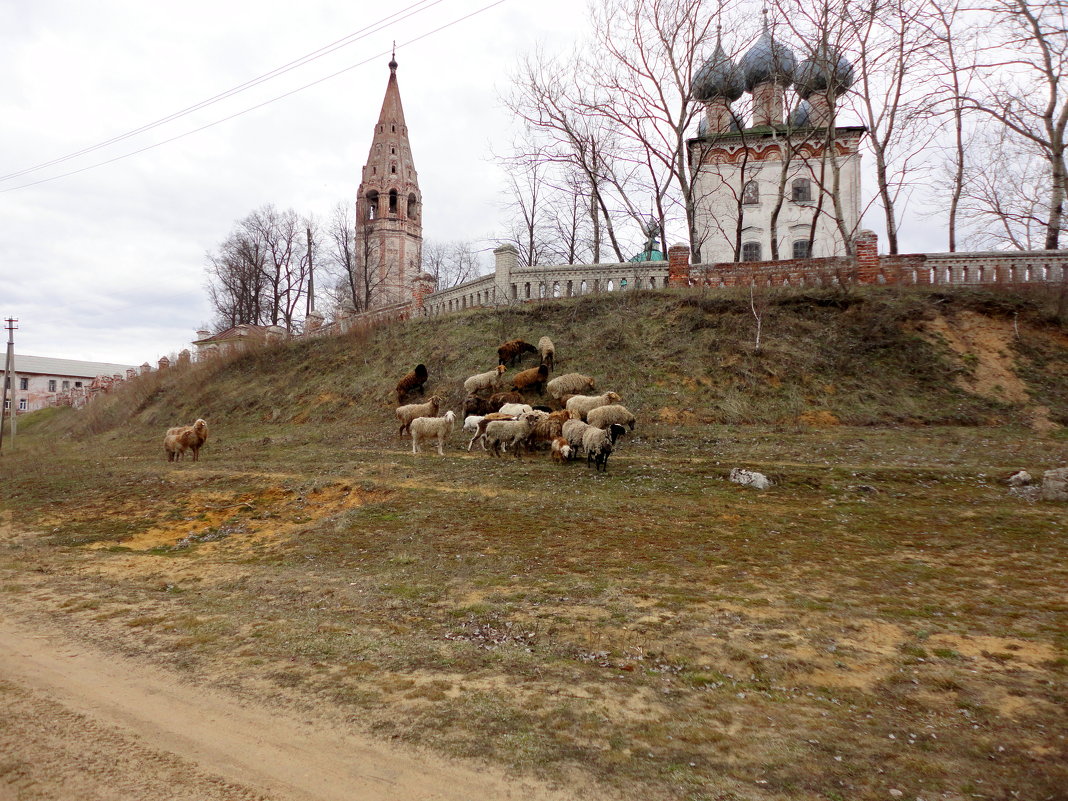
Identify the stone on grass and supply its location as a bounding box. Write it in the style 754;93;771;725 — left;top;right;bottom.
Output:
1041;467;1068;501
729;468;771;490
1006;470;1032;487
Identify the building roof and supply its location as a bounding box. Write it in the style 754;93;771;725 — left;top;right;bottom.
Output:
11;354;137;378
193;324;271;344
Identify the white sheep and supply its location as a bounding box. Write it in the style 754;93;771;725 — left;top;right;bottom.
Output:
469;412;518;451
546;372;596;401
410;411;456;455
484;412;540;458
565;392;622;421
396;396;441;437
582;423;627;472
586;403;636;431
561;419;592;458
497;402;534;416
463;365;506;395
537;336;555;372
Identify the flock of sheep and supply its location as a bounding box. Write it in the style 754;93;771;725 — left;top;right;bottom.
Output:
161;337;635;473
394;336;636;472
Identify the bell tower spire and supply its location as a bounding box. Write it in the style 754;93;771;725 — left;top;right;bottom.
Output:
354;55;422;309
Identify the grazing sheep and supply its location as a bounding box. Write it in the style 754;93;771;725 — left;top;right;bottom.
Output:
565;392;623;421
512;364;549;394
537;336;555;372
527;409;571;451
498;402;534;416
396;396;441;437
550;436;572;463
546;372;596;401
582;424;627;472
484;412;540;458
463;394;493;417
464;365;506;396
497;339;539;367
488;391;523;409
586;403;637;432
395;363;429;403
562;419;592;458
469;412;518;451
410;411;456;456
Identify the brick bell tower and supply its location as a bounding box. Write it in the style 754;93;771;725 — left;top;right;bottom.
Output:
355;53;423;308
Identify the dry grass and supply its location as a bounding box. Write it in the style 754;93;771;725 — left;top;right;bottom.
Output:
1;286;1066;801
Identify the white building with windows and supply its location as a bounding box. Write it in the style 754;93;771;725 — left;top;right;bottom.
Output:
3;355;136;413
688;21;865;264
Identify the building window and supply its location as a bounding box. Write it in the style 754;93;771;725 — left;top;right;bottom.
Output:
793;239;812;259
407;193;418;219
391;147;396;154
391;124;396;132
792;178;812;203
62;380;69;390
75;381;82;388
365;190;379;220
389;189;398;214
48;380;57;392
3;399;7;410
19;377;28;390
18;398;27;411
391;164;396;174
742;180;760;205
742;241;762;262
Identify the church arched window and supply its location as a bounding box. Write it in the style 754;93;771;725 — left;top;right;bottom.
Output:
365;191;379;220
389;189;398;214
792;239;811;259
742;241;762;262
407;193;418;219
742;180;760;205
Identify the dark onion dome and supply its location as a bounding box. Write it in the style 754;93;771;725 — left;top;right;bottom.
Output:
693;40;744;102
793;48;855;100
738;27;797;91
789;99;812;127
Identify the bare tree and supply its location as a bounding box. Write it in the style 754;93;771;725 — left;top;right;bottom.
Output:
422;239;484;289
505;53;632;263
963;0;1068;249
958;125;1050;249
585;0;721;261
205;225;267;330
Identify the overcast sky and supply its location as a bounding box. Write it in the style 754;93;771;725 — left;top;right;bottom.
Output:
2;0;939;368
0;0;588;366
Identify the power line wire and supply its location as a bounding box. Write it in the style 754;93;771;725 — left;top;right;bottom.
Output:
0;0;449;183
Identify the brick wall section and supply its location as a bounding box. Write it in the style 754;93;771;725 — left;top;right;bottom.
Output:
668;245;691;287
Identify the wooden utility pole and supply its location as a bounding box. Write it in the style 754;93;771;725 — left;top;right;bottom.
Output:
306;226;315;315
0;318;17;454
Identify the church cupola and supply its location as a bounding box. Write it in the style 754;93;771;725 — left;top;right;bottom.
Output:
738;12;797;126
793;46;854;127
693;31;745;134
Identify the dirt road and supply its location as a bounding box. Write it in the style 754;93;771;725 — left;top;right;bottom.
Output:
0;616;577;801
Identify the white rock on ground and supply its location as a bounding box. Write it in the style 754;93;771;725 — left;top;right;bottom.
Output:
729;468;772;490
1007;470;1032;487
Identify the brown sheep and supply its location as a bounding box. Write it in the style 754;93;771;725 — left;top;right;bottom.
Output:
164;426;186;462
526;409;571;450
395;363;428;404
497;339;539;367
488;391;523;408
165;419;209;462
511;364;549;394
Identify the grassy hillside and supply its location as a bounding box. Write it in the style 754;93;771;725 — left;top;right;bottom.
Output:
2;284;1066;801
30;284;1068;442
